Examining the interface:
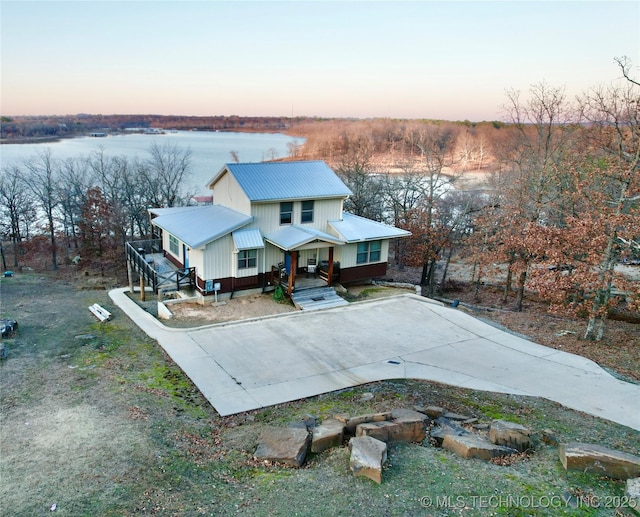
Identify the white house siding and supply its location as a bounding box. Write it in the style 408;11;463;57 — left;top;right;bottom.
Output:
163;232;182;264
339;240;390;268
188;247;204;276
203;235;235;280
211;172;251;214
249;198;344;235
265;244;284;269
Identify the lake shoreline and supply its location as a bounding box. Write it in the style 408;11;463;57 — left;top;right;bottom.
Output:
0;127;304;146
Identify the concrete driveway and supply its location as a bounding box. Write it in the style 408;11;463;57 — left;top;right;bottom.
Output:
109;289;640;431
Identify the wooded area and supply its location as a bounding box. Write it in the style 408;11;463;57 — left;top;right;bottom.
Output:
1;58;638;341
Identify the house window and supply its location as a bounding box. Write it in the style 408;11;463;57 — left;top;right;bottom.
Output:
169;235;179;255
238;249;257;269
301;200;314;223
356;240;382;264
280;202;293;225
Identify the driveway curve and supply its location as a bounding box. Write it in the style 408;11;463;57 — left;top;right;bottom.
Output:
109;289;640;430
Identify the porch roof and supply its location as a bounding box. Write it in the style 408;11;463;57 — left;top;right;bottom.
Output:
151;204;253;248
232;229;264;250
264;225;345;251
329;212;411;243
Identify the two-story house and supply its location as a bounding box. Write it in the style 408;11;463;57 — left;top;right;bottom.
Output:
146;160;410;299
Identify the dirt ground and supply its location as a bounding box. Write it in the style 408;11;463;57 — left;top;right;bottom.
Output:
155;283;416;328
164;292;297;325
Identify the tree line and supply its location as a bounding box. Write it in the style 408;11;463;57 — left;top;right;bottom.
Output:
1;58;637;342
305;58;639;342
0;114;320;141
0;142;194;271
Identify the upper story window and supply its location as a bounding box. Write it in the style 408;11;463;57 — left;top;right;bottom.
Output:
238;249;257;269
356;240;382;264
280;202;293;225
169;235;179;255
301;200;314;223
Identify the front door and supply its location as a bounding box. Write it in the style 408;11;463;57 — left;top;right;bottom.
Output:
183;245;189;268
284;251;291;274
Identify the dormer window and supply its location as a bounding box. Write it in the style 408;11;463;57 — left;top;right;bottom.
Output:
280;202;293;225
301;200;314;223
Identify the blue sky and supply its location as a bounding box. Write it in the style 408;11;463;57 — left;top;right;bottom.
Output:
1;1;638;121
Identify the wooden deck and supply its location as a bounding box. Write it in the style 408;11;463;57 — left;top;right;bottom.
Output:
126;240;195;296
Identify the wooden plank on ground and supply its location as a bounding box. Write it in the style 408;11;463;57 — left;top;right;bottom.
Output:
89;303;112;322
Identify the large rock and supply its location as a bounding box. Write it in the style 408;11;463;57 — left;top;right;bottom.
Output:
414;405;445;419
558;443;640;480
430;417;469;447
626;478;640;507
489;420;532;452
442;434;517;461
442;411;472;422
356;421;396;442
356;409;427;443
349;436;387;484
337;412;392;435
254;426;310;467
311;419;345;453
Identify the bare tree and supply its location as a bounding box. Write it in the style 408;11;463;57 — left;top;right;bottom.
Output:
0;164;35;267
141;142;192;207
23;149;61;269
335;135;385;221
58;157;93;254
491;82;576;310
400;125;460;292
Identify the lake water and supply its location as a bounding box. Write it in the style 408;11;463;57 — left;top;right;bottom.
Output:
0;131;304;195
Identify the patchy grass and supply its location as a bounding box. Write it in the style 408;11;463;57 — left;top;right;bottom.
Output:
1;272;639;516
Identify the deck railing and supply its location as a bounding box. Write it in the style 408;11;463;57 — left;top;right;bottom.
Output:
126;240;195;293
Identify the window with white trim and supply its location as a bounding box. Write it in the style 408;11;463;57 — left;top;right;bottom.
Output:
356;240;382;264
169;235;179;255
238;249;257;269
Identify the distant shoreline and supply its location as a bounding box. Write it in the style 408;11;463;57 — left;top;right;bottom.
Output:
0;128;302;146
0;135;65;145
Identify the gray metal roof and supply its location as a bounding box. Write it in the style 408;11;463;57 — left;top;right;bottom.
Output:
329;212;411;242
149;206;202;217
264;225;345;251
232;229;264;250
152;204;253;248
208;161;353;202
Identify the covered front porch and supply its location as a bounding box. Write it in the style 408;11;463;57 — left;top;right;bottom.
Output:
264;225;344;296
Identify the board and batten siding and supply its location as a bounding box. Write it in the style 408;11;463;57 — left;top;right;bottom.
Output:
187;247;204;276
202;234;235;281
163;232;182;265
211;171;251;214
248;198;344;234
339;240;390;268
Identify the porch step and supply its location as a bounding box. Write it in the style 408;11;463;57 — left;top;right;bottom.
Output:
290;286;349;311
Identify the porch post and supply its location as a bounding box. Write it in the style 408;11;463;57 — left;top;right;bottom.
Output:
288;251;297;293
327;247;334;286
127;260;134;294
139;276;146;301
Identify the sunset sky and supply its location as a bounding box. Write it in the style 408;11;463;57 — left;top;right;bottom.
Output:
1;1;638;121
